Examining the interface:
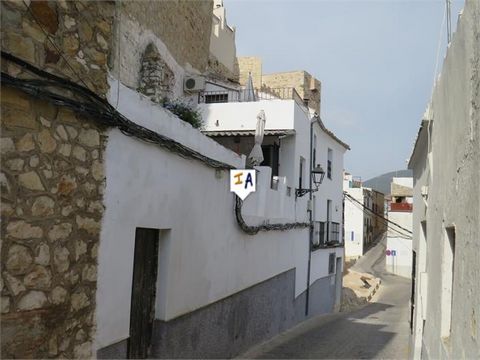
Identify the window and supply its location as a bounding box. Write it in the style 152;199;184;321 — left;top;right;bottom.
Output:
299;157;305;189
328;253;335;274
330;222;340;242
313;134;317;168
441;225;456;339
205;93;228;103
327;148;333;179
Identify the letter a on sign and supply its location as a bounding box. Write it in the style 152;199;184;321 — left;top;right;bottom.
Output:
230;169;256;200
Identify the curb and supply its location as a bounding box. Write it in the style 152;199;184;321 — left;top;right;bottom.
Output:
366;278;381;302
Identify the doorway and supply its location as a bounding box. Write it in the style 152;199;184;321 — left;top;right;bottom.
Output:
128;228;159;359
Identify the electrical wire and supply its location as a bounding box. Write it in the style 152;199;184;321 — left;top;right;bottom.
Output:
345;195;412;240
344;192;412;238
2;52;312;235
1;52;233;170
22;0;94;91
235;196;310;235
344;192;413;239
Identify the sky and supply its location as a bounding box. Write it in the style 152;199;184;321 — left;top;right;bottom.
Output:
224;0;464;180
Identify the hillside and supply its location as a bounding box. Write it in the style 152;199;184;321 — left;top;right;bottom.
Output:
363;169;413;195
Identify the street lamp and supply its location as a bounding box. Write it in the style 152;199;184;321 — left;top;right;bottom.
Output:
295;164;325;198
312;164;325;188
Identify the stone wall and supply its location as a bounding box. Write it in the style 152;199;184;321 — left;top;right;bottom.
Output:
238;56;262;88
206;53;240;84
1;88;106;359
1;0;113;96
1;0;112;358
121;0;213;73
262;71;321;114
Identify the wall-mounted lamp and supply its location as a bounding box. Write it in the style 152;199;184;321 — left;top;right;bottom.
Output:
295;164;325;198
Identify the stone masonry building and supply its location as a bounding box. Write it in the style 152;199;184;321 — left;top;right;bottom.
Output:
1;0;218;358
1;0;113;358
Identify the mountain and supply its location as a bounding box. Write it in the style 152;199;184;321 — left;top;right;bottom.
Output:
363;169;413;195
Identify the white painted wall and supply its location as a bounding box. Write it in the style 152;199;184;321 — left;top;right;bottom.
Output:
343;188;364;258
408;2;480;358
392;177;413;188
386;210;412;277
200;100;347;228
385;237;412;278
95;79;342;351
387;211;412;236
200;100;296;132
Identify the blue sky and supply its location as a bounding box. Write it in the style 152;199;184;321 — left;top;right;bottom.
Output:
224;0;464;180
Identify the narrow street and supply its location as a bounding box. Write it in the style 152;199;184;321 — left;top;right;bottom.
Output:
241;237;412;359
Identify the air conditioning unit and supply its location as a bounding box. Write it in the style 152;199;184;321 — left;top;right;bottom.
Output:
183;76;205;92
312;221;321;246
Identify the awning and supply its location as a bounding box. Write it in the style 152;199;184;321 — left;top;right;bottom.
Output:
203;129;295;137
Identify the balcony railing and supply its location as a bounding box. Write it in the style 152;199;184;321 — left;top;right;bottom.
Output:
198;87;303;104
313;221;341;248
390;202;413;212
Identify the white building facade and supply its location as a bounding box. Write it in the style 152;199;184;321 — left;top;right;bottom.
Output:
343;174;382;259
385;177;413;279
93;3;349;359
408;1;480;358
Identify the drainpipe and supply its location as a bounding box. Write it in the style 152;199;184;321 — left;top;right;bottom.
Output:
305;114;318;316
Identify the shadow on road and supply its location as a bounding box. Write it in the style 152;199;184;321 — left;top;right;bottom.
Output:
242;302;395;359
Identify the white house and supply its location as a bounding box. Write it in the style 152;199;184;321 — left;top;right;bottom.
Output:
408;1;480;358
385;177;413;278
343;174;372;259
343;173;386;260
94;3;350;359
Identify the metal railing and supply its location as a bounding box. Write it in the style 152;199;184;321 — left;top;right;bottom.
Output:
198;87;303;104
313;221;341;247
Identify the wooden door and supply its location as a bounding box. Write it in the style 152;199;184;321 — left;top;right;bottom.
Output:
128;228;159;359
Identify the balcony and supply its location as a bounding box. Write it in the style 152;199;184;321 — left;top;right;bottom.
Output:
313;221;342;249
390;202;413;212
198;87;303;104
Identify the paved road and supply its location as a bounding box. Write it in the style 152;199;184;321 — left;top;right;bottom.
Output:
241;236;412;359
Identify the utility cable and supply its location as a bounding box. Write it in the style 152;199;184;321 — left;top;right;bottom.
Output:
2;52;312;235
22;0;94;91
344;192;412;237
344;193;410;239
344;192;413;238
235;196;310;235
1;52;233;170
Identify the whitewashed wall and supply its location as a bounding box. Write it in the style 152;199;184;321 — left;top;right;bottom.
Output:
387;211;412;235
344;188;364;258
95;80;339;351
385;237;412;278
200;100;296;133
408;1;480;358
200;101;347;227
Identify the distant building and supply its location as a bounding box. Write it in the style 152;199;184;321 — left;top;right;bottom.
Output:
343;173;386;259
385;177;413;278
408;1;480;358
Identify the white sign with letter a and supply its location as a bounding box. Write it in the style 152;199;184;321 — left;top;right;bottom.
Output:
230;169;256;200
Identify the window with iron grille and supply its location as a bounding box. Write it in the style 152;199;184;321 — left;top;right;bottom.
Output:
328;253;335;274
319;221;326;245
331;222;340;242
205;93;228;103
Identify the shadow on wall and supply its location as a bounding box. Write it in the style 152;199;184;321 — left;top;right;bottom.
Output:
242;302;395;359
